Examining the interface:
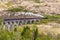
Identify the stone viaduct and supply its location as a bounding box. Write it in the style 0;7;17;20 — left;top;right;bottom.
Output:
3;12;44;31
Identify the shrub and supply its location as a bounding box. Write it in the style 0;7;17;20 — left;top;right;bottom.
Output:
33;27;38;40
7;7;24;12
21;26;32;40
33;0;40;3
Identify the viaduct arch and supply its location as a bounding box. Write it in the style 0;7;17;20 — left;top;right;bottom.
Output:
3;18;40;31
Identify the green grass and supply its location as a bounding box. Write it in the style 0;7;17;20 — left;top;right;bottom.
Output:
7;7;24;12
39;15;60;24
7;6;33;12
0;25;60;40
44;15;60;19
33;0;40;3
25;0;40;3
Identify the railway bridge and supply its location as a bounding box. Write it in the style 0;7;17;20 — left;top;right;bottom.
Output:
3;12;44;31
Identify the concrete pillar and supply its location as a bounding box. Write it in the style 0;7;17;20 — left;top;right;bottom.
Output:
7;24;11;31
20;20;23;25
25;20;27;24
4;24;8;31
25;20;28;24
22;20;24;25
3;22;6;29
34;19;37;23
3;25;6;29
29;20;32;24
7;21;12;31
5;22;8;30
23;20;27;25
11;24;15;31
21;20;24;25
9;21;15;31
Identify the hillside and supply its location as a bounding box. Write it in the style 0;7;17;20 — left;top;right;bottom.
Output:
0;0;60;40
0;0;60;15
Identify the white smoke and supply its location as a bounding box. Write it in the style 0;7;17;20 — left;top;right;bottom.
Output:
14;12;44;18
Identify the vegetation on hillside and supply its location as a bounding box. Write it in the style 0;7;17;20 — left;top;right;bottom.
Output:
25;0;40;3
34;15;60;24
0;0;60;40
0;12;60;40
7;6;25;12
7;6;34;12
0;25;60;40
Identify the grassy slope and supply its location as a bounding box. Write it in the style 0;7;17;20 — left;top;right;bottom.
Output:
0;14;60;40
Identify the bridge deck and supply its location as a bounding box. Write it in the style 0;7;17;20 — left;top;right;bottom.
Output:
4;18;42;21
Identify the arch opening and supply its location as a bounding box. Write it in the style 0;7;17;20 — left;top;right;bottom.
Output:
36;20;39;22
16;21;18;23
19;21;22;25
3;22;6;25
12;21;14;24
31;20;34;23
27;20;30;24
8;21;10;24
